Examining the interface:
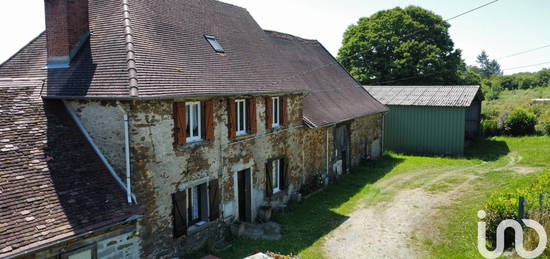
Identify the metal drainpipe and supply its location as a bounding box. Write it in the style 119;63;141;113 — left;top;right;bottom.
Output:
326;127;329;178
117;102;134;204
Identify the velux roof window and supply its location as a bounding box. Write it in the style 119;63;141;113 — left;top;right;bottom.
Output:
204;35;224;53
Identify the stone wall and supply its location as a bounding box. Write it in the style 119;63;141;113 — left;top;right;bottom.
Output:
64;100;127;179
31;223;139;259
129;94;307;258
350;113;384;165
66;95;384;258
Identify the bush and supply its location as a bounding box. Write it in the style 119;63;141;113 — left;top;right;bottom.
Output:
484;171;550;248
481;120;499;136
503;108;537;136
541;120;550;136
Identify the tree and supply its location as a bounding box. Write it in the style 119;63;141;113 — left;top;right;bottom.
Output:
476;50;502;78
337;6;464;85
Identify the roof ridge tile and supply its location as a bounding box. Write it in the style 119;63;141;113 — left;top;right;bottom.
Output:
122;0;138;97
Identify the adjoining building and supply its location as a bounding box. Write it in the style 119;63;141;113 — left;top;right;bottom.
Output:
364;85;481;155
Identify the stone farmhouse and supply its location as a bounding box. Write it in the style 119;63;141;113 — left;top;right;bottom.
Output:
0;0;387;258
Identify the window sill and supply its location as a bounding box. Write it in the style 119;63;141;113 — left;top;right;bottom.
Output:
187;220;209;234
269;189;286;200
267;126;287;134
176;140;211;150
232;133;256;142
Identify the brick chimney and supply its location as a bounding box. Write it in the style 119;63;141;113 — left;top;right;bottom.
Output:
44;0;90;68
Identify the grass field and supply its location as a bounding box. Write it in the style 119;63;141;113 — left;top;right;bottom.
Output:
195;136;549;259
482;87;550;132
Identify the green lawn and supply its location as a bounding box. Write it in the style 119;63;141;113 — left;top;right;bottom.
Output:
198;136;549;259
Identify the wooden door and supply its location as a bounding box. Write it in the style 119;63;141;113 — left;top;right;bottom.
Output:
237;169;252;222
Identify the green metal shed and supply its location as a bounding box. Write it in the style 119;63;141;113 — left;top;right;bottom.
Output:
364;85;481;155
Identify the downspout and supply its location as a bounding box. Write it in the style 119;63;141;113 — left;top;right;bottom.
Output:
116;102;134;204
63;101;137;203
325;127;329;177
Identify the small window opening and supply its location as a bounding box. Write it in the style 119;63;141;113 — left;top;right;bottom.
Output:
185;102;202;142
236;99;247;136
272;159;281;193
205;35;224;53
272;97;280;128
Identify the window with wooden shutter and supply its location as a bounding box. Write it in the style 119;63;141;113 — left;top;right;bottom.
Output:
172;191;187;238
209;179;220;220
265;97;272;131
227;99;236;139
203;100;215;141
174;102;187;146
248;97;257;134
281;96;289;127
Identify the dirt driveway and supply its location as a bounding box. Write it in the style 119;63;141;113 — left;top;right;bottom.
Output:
323;153;525;258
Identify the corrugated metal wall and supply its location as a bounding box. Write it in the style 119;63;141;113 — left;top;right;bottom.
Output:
384;105;466;155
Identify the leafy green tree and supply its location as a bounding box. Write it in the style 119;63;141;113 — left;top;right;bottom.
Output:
476;50;502;78
337;6;463;85
458;65;482;85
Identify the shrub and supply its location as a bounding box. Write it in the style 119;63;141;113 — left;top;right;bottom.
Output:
481;120;499;136
541;120;550;136
484;171;550;248
503;108;537;136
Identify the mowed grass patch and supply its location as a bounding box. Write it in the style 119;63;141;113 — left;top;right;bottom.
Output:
191;136;549;259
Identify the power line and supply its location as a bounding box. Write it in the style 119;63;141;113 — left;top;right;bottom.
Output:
444;0;499;21
502;61;550;71
496;43;550;60
338;0;500;65
264;0;501;88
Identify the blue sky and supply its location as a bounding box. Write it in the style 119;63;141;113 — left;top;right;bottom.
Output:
1;0;549;75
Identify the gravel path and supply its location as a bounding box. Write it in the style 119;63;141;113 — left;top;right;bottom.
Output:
323;188;449;259
323;153;526;258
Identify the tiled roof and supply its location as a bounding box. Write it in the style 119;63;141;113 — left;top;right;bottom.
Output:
363;85;480;107
0;0;308;98
0;0;387;126
266;31;388;127
0;79;140;258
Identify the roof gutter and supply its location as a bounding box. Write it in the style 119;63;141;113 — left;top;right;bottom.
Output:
41;89;309;101
63;101;137;203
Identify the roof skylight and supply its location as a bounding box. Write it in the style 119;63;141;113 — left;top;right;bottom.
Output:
204;35;224;53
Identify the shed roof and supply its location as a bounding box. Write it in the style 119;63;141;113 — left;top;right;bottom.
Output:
0;79;140;258
363;85;480;107
266;31;388;127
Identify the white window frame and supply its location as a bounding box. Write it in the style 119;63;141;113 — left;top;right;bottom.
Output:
272;97;280;128
186;101;202;142
236;99;247;136
272;159;281;193
186;182;209;228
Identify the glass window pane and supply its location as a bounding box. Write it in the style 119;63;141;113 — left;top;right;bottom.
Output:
186;105;191;137
192;186;199;220
274;99;279;124
273;160;279;189
192;104;199;137
238;102;244;131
